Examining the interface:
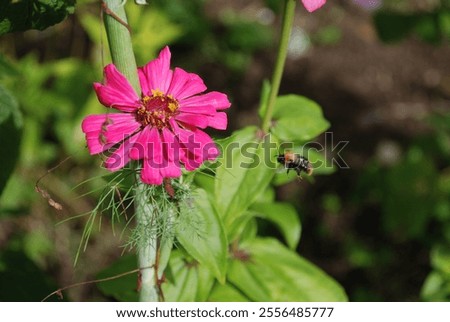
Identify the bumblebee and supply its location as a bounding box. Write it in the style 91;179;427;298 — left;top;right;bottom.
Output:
277;151;313;177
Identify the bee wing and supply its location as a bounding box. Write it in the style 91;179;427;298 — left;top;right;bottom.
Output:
275;164;292;174
275;167;286;174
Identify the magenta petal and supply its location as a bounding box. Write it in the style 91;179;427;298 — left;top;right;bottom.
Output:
129;127;150;160
141;159;163;185
81;114;131;154
178;105;216;115
301;0;326;12
167;68;207;100
175;113;209;128
140;128;164;185
137;69;150;97
180;91;231;110
173;121;218;163
146;128;163;164
94;65;140;112
104;121;141;144
84;131;113;154
160;128;182;178
192;129;219;160
207;112;227;130
104;134;138;171
139;46;173;94
88;113;141;145
170;121;201;163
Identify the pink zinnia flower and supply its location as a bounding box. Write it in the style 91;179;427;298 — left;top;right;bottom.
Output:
301;0;327;12
81;46;230;185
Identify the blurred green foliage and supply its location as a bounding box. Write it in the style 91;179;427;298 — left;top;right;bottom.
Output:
343;111;450;301
373;1;450;43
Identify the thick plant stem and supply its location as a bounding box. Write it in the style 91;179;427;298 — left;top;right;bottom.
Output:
134;180;159;302
261;0;296;132
102;0;159;301
102;0;139;92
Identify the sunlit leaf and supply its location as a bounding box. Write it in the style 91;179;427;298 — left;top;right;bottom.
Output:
208;283;250;302
230;238;348;301
163;252;198;301
193;171;215;192
250;202;301;249
176;189;228;283
195;263;215;301
214;127;276;229
271;95;330;143
227;258;272;301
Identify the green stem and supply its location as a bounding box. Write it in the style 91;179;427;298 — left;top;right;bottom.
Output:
103;0;139;92
102;0;159;301
134;180;159;302
261;0;296;132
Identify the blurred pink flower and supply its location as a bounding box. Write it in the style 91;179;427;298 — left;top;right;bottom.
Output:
301;0;326;12
82;46;230;185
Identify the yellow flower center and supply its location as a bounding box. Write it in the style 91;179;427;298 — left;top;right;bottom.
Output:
135;89;179;129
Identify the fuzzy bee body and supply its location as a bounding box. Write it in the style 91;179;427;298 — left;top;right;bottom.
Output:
277;151;313;177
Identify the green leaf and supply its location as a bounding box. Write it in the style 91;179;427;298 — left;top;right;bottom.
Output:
208;283;250;302
225;212;255;243
97;255;139;302
0;0;75;36
271;95;330;143
250;202;301;249
230;238;347;301
176;189;228;283
0;85;22;197
193;171;215;192
163;251;216;301
227;258;273;301
195;263;215;301
238;216;258;243
163;252;198;301
214;127;276;228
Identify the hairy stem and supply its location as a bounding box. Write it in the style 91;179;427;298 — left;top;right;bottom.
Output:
261;0;296;132
102;0;159;301
134;180;159;301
